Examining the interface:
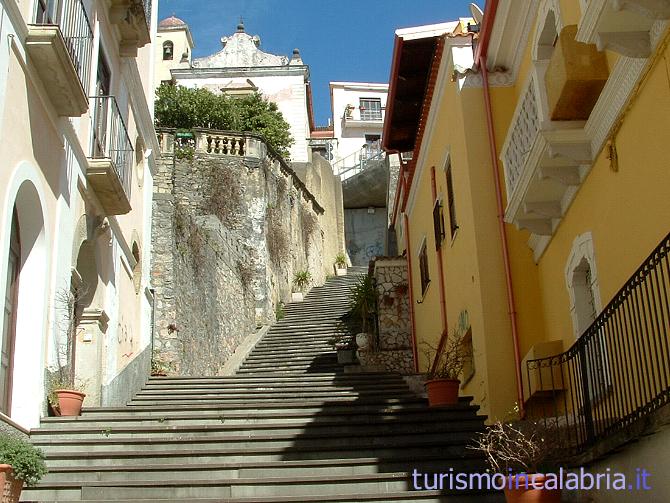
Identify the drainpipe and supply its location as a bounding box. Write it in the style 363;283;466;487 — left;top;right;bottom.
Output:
403;212;419;372
480;58;525;418
429;166;449;374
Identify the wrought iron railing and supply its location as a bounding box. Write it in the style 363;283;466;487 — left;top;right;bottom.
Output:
90;96;133;197
33;0;93;92
526;231;670;455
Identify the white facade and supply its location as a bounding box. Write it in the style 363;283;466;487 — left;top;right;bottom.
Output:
329;82;388;176
0;0;159;429
163;23;312;163
154;16;194;89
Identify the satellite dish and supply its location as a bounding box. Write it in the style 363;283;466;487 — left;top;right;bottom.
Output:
469;3;484;25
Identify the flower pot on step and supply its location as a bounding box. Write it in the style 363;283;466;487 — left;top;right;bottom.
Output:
425;378;460;407
56;389;86;416
335;267;347;276
0;465;23;503
337;348;357;364
504;474;561;503
291;292;304;302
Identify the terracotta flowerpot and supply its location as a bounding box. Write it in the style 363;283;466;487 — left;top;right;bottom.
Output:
425;378;460;406
0;464;23;503
56;389;86;416
504;474;561;503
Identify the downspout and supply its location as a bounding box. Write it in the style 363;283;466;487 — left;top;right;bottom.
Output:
479;56;525;418
403;212;419;372
429;166;449;374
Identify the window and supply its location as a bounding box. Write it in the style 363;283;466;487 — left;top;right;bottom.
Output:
418;241;430;296
163;41;174;60
433;200;445;250
364;134;381;159
35;0;57;24
359;98;382;121
445;162;458;238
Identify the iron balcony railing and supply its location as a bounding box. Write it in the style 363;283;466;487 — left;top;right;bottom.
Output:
526;231;670;456
34;0;93;92
90;95;134;197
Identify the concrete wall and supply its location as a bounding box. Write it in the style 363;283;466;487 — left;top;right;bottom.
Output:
344;208;387;267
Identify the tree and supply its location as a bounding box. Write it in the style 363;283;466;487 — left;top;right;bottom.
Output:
155;84;294;159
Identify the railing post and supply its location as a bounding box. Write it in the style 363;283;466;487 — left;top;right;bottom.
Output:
578;343;597;446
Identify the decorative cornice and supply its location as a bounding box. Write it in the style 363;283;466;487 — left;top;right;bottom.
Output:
460;70;515;88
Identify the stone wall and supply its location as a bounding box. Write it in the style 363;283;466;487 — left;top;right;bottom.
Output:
344;208;388;266
151;130;333;375
357;258;414;374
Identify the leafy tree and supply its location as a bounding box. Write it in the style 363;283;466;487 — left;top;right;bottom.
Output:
155;84;294;159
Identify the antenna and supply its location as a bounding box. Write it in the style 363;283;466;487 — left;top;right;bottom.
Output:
469;3;484;25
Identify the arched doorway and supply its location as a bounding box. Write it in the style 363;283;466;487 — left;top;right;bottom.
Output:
1;210;20;414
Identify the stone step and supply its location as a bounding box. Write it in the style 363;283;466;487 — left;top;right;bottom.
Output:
40;405;480;428
145;373;403;384
126;393;423;406
38;441;484;468
138;383;410;393
26;493;504;503
31;416;485;441
34;456;489;483
22;472;504;501
130;390;418;403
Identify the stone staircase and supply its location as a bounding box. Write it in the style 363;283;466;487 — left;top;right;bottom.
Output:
21;270;503;502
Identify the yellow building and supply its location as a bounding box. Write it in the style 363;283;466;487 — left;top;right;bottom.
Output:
384;1;670;491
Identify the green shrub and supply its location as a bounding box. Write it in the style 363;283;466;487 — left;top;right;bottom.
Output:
293;270;311;292
155;85;294;159
334;253;347;268
0;434;47;486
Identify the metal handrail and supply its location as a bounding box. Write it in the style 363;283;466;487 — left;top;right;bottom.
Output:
526;231;670;455
90;95;134;197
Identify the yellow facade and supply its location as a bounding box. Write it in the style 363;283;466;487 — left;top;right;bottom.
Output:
390;0;670;422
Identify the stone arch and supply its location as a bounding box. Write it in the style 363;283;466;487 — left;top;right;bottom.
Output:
533;0;563;61
0;167;50;427
565;232;602;338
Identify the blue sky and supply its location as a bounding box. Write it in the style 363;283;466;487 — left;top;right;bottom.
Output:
158;0;477;125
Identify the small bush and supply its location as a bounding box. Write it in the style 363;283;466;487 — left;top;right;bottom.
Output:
293;270;311;292
0;434;47;486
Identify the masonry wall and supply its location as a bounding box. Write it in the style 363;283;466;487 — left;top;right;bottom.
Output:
152;136;328;375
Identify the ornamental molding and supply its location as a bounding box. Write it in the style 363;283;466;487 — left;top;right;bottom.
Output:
193;31;289;69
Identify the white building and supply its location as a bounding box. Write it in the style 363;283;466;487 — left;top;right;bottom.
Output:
0;0;159;429
163;21;313;163
329;82;388;179
154;14;194;89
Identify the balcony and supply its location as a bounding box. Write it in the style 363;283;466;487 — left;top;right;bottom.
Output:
576;0;670;57
342;106;384;129
332;142;385;181
109;0;152;57
87;96;133;215
25;0;93;116
526;231;670;457
501;61;592;238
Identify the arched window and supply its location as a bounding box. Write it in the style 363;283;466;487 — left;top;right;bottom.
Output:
162;41;174;61
1;209;20;414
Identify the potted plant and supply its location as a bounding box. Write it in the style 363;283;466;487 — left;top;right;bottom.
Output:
469;417;561;503
0;434;47;502
334;253;347;276
46;371;87;417
329;330;358;365
292;270;311;302
422;331;470;407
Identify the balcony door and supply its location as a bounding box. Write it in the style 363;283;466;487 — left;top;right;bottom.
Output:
35;0;59;24
92;55;111;158
1;210;21;415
